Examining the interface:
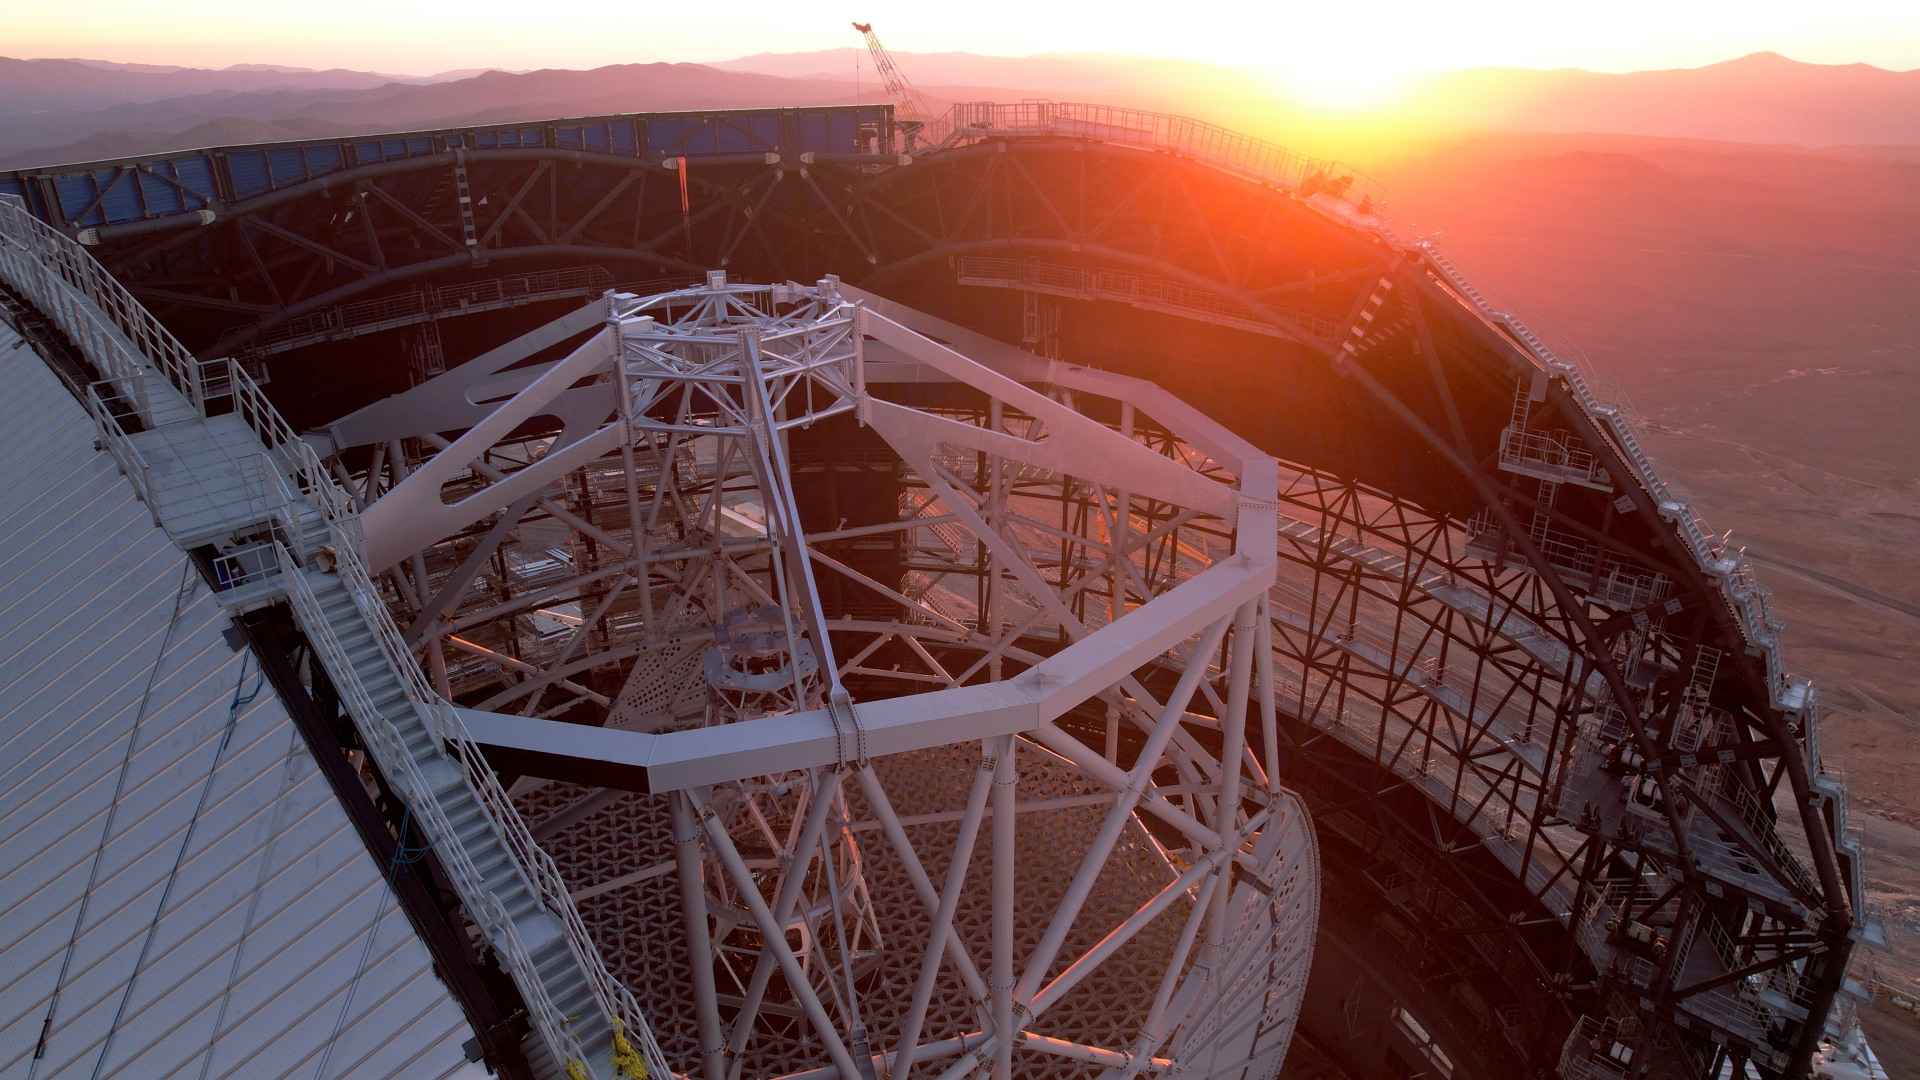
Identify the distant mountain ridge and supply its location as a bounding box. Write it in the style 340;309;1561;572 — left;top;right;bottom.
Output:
714;49;1920;147
0;63;990;169
1405;52;1920;146
1;49;1915;172
0;56;474;115
707;48;1261;98
42;58;476;81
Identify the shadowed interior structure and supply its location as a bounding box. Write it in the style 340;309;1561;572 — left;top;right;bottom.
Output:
0;101;1880;1080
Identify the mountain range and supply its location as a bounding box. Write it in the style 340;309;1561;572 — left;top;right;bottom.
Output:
0;50;1916;172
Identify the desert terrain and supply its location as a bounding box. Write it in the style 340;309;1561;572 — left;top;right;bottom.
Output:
1361;133;1920;1054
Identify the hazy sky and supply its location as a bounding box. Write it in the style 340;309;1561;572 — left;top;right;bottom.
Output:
12;0;1920;96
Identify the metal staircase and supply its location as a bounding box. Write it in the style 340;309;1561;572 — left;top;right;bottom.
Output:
1416;241;1794;700
0;194;664;1080
278;529;665;1080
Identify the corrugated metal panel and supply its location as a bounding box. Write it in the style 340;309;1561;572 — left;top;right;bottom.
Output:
305;145;343;178
52;174;103;226
135;170;186;217
227;152;273;200
267;148;309;186
648;118;718;157
170;157;218;205
96;173;143;224
0;105;894;228
0;325;483;1080
797;114;831;154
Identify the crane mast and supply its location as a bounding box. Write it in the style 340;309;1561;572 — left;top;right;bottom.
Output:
852;21;931;146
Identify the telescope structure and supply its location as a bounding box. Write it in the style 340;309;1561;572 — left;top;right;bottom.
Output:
0;101;1887;1080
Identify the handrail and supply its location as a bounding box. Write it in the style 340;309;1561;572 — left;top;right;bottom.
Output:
82;381;160;529
1;195;366;566
4;188;667;1075
227;359;357;524
238;453;313;563
0;195;202;416
931;102;1391;222
234;265;618;358
923;105;1788;698
275;538;587;1072
1417;239;1786;692
281;525;669;1080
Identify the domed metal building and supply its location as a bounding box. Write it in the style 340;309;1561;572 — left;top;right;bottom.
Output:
0;101;1883;1080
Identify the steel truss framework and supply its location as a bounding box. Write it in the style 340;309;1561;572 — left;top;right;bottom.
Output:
330;277;1318;1080
24;101;1871;1080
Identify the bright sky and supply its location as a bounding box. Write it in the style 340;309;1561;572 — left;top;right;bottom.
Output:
11;0;1920;101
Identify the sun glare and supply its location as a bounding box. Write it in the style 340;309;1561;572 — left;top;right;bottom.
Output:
1257;54;1423;112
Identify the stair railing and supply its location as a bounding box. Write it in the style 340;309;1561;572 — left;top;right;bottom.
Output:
276;536;597;1074
82;381;160;528
1416;239;1784;687
226;359;357;525
0;195;199;417
281;525;669;1080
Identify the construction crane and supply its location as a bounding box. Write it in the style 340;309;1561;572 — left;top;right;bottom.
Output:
852;21;932;147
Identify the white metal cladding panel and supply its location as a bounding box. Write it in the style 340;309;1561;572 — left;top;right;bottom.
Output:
0;326;481;1080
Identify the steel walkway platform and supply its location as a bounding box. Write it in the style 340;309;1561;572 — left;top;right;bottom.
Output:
0;318;482;1080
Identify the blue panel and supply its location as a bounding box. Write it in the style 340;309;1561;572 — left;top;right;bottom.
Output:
475;132;497;149
750;114;780;149
556;126;582;149
54;174;102;225
609;122;636;154
97;170;142;223
356;141;386;163
0;178;26;203
584;124;609;151
830;113;857;152
268;148;308;186
304;145;342;177
799;114;831;153
172;157;216;202
229;151;273;199
650;119;722;156
408;137;432;155
381;139;407;160
716;120;750;153
136;170;183;216
523;128;543;147
446;133;464;148
646;119;680;153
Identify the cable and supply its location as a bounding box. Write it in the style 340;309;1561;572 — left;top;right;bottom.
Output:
310;885;392;1080
192;718;307;1080
28;563;195;1080
88;648;263;1080
310;804;432;1080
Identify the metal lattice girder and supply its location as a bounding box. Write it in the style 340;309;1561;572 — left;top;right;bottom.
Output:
11;94;1872;1078
331;275;1316;1080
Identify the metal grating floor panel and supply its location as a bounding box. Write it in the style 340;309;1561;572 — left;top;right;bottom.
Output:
0;321;483;1080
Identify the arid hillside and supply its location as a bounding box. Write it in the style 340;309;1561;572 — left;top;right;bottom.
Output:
1369;134;1920;1050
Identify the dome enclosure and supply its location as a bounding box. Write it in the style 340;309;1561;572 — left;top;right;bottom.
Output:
0;100;1869;1080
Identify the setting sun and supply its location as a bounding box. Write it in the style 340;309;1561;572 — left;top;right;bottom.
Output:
0;6;1915;1080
